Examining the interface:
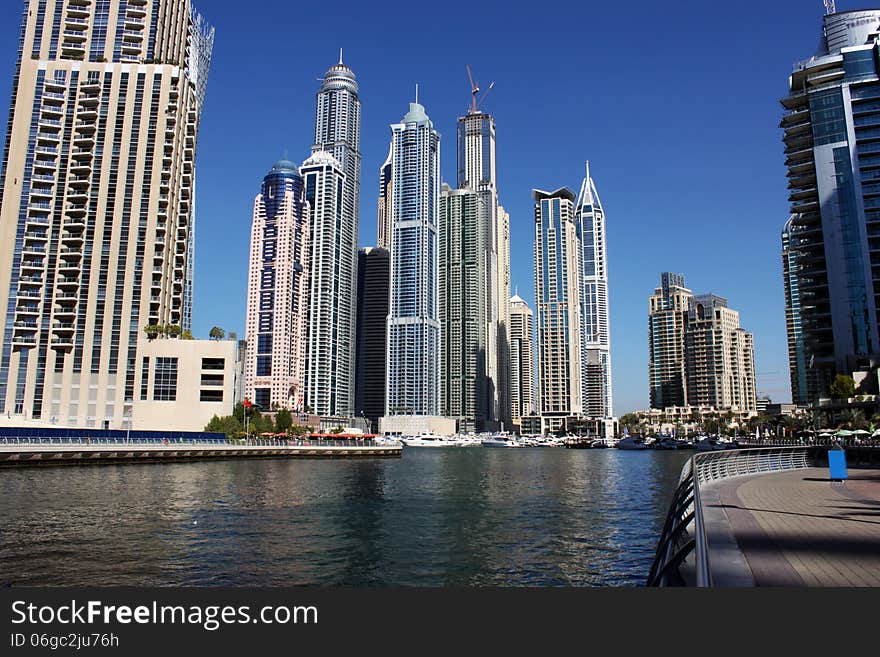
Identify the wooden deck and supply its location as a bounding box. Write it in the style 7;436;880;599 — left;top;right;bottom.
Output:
704;467;880;586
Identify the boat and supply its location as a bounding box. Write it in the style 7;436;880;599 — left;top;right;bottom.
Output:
616;436;649;450
481;433;523;448
694;437;726;452
400;434;464;448
653;437;684;450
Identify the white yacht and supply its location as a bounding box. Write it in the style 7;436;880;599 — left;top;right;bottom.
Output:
401;434;463;448
481;433;523;448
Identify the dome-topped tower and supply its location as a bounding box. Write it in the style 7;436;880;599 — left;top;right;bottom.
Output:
320;49;358;93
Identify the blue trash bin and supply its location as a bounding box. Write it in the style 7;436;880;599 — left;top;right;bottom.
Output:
828;449;848;481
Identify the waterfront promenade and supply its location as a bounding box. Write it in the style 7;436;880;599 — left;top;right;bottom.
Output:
0;438;402;466
649;447;880;587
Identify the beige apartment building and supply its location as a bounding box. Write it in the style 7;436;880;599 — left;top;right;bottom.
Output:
132;336;237;432
509;293;534;428
0;1;214;429
685;294;757;413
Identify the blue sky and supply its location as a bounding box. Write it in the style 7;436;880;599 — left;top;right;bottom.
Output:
0;1;845;412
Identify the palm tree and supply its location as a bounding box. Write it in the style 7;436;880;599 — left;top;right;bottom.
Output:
209;326;225;340
839;408;867;430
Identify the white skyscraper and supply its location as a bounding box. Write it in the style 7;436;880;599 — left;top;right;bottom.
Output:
308;54;360;418
301;151;347;417
385;99;441;418
575;163;613;418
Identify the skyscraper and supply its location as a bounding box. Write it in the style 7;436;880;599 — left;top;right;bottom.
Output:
377;145;392;250
0;1;213;427
309;53;360;418
575;163;612;418
355;246;389;428
782;216;808;405
244;161;309;411
684;294;756;413
781;8;880;401
509;293;534;427
300;150;348;417
649;273;692;409
439;184;497;431
456;108;510;428
385;99;441;418
534;187;582;434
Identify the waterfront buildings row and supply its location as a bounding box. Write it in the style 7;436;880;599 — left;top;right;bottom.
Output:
781;7;880;405
648;273;757;414
0;0;227;430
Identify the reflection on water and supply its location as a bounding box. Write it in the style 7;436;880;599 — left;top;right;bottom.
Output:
0;449;689;587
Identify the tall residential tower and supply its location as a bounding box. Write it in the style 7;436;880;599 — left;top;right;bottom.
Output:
534;187;582;434
649;273;692;409
385;100;441;418
781;8;880;401
509;293;534;427
244;161;309;411
306;54;361;418
575;163;612;418
0;0;213;426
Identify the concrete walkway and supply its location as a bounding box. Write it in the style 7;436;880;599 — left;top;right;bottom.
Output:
703;467;880;586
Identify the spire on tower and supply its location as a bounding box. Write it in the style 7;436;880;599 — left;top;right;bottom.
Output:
824;0;836;15
339;47;343;65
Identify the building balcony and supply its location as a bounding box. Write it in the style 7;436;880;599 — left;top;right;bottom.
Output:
56;276;79;287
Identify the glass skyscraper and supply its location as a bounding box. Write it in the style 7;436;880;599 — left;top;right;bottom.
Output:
782;8;880;401
385;101;440;417
0;0;213;427
575;163;612;418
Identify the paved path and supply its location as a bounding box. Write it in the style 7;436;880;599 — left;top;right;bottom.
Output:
705;468;880;586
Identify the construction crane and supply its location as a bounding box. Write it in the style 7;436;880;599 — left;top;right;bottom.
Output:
465;65;495;114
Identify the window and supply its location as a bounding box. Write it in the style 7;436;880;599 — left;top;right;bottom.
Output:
200;374;224;387
153;357;178;401
200;390;224;403
256;356;272;376
201;357;224;371
255;388;270;408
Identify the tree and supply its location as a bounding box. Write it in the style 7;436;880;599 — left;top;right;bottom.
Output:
181;330;194;340
143;324;160;340
209;326;225;340
167;324;182;339
276;408;293;433
839;408;867;430
205;414;242;439
829;374;856;400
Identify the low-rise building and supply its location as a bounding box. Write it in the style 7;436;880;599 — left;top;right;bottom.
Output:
132;338;237;432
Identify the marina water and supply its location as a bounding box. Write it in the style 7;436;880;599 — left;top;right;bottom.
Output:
0;449;689;587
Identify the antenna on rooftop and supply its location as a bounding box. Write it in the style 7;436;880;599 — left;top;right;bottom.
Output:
824;0;836;15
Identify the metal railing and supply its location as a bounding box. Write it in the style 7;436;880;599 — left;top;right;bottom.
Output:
647;447;816;587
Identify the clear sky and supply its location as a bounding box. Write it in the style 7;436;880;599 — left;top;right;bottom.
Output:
0;0;849;412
